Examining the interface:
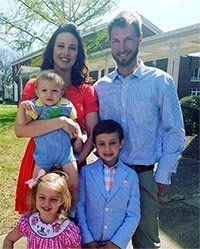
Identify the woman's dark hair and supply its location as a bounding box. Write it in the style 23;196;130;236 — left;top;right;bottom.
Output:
41;23;89;86
93;119;124;144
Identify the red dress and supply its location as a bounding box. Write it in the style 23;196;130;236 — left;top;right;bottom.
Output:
15;79;99;213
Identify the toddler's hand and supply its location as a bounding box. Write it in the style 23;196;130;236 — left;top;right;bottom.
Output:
19;100;35;112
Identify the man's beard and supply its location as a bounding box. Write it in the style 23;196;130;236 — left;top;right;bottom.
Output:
113;47;138;68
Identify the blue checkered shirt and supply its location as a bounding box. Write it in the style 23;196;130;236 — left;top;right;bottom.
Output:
94;60;185;185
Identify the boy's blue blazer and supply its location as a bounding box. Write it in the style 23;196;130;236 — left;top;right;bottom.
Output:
77;159;140;249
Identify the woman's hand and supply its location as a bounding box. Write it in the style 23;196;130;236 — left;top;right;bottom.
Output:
73;137;83;154
60;116;79;139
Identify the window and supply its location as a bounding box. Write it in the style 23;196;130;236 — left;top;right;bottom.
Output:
189;88;200;96
191;67;200;82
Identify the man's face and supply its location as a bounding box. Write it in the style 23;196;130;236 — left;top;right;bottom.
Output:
110;24;141;68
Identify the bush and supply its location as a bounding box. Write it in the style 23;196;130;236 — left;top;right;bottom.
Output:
180;95;199;135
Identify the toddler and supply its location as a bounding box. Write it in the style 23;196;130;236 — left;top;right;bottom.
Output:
16;70;82;216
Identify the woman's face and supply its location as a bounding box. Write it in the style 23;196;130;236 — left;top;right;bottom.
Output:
53;32;78;72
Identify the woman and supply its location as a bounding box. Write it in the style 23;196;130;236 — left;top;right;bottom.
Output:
15;23;99;214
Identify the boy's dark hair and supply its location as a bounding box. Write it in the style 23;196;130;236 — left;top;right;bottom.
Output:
93;119;124;143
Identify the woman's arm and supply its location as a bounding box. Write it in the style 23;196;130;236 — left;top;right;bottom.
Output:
77;112;99;166
3;227;23;249
15;116;79;138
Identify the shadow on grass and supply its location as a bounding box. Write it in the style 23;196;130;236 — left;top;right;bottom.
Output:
0;112;16;132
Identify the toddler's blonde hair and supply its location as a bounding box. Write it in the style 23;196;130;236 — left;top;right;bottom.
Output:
35;70;65;90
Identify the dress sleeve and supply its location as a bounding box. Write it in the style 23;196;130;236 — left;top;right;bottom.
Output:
82;84;99;114
61;222;81;247
19;78;36;104
17;215;30;237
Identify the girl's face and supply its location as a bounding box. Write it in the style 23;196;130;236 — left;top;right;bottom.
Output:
53;32;78;72
36;184;62;223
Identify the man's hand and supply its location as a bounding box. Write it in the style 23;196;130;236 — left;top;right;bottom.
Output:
156;182;168;197
83;241;98;248
98;241;119;249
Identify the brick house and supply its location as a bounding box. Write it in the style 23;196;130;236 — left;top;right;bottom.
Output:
11;15;200;101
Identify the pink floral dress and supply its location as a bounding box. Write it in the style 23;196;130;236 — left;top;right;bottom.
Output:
17;212;81;249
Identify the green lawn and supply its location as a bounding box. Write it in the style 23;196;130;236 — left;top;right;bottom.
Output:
0;104;28;235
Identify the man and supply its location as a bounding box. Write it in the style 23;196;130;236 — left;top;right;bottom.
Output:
94;11;185;249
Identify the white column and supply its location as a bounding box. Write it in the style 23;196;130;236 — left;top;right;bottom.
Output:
98;69;101;79
104;56;109;76
19;76;23;99
167;44;181;89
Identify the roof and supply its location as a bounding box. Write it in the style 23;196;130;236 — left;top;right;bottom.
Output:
88;23;200;70
16;66;40;77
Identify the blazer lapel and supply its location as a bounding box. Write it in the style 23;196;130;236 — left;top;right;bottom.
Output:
91;160;107;199
107;163;128;202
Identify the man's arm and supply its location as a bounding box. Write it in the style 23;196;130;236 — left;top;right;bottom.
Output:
155;76;185;186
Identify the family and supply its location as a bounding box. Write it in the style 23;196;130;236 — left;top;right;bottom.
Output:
3;11;185;249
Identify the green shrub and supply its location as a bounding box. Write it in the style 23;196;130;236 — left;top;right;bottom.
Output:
180;95;199;135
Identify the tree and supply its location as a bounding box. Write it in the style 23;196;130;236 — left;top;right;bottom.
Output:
0;0;116;54
0;49;19;99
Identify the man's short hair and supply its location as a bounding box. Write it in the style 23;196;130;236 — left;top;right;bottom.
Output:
93;119;124;143
108;11;142;39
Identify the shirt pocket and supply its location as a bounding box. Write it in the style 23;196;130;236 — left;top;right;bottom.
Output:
127;100;157;123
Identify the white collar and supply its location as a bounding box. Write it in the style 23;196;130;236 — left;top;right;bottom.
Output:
29;212;70;238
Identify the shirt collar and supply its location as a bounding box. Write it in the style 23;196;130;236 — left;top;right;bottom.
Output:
112;59;146;82
35;97;64;107
99;158;120;170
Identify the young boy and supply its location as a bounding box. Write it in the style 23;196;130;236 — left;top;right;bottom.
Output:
77;119;140;249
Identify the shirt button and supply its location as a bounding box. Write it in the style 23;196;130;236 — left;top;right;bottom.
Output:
105;207;109;212
104;225;108;229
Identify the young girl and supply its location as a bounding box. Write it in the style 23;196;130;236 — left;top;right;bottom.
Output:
16;70;82;217
3;170;81;249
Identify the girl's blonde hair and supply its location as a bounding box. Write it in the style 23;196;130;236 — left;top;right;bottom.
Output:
35;70;65;89
29;171;71;217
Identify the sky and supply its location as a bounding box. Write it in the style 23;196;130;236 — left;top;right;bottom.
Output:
106;0;200;32
0;0;200;32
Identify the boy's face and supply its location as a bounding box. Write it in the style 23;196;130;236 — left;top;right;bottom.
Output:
94;132;124;167
36;79;63;106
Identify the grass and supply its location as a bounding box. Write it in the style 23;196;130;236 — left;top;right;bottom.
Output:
0;104;28;235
